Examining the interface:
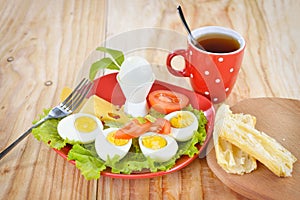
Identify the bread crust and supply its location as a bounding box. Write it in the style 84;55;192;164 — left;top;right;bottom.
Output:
214;104;297;177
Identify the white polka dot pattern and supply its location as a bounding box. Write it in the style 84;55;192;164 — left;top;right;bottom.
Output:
193;55;239;103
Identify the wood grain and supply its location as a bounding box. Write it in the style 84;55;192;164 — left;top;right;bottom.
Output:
0;0;106;199
0;0;299;199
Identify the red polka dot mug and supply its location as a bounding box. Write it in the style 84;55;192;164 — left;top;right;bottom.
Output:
166;26;245;103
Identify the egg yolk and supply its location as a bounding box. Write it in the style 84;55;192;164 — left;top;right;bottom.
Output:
107;131;129;146
74;116;97;133
170;112;194;128
142;135;167;150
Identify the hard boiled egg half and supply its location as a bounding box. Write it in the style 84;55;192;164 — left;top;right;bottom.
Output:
57;113;103;144
164;111;198;142
139;132;178;162
95;128;132;161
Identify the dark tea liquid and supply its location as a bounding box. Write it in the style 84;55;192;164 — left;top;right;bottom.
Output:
196;33;240;53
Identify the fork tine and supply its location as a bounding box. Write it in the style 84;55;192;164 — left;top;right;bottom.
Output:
61;78;89;108
61;78;88;105
69;82;93;111
62;79;93;112
67;81;92;110
63;79;88;107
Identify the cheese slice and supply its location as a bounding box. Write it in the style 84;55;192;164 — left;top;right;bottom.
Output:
80;95;130;126
214;104;257;175
215;104;297;177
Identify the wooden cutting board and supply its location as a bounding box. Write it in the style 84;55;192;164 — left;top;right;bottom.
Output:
206;98;300;200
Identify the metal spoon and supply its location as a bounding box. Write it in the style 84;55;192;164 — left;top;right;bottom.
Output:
177;5;205;50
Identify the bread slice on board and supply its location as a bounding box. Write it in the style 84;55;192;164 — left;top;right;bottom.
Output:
214;104;257;174
214;104;297;177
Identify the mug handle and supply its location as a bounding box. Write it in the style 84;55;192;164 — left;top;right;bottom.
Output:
166;49;191;77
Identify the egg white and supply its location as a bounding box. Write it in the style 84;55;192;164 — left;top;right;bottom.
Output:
57;113;103;144
164;111;198;142
95;128;132;161
139;132;178;162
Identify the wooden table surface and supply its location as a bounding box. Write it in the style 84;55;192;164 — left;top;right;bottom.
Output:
1;0;299;199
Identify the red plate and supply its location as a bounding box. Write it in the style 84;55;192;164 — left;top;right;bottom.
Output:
54;73;215;179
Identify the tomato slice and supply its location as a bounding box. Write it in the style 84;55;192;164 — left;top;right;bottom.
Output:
148;90;189;114
114;119;152;139
150;118;171;134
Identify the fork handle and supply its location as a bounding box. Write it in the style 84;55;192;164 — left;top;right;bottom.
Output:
0;127;33;160
0;117;49;160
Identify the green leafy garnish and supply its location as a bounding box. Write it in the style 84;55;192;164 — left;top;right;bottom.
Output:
32;109;66;150
89;58;120;80
31;46;209;180
144;114;156;123
96;47;124;66
148;108;166;119
135;116;148;124
32;103;207;180
105;151;151;174
89;47;124;80
183;104;208;131
68;144;106;180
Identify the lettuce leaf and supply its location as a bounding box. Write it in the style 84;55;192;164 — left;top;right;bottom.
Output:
183;104;208;129
105;152;152;174
31;104;207;180
67;144;106;180
101;105;207;175
31;109;66;150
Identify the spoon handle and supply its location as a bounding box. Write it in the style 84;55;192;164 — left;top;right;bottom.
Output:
177;5;204;50
177;5;193;35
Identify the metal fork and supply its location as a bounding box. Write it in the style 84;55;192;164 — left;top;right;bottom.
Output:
0;78;93;160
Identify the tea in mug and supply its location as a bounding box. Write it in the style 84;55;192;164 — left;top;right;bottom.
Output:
196;33;240;53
